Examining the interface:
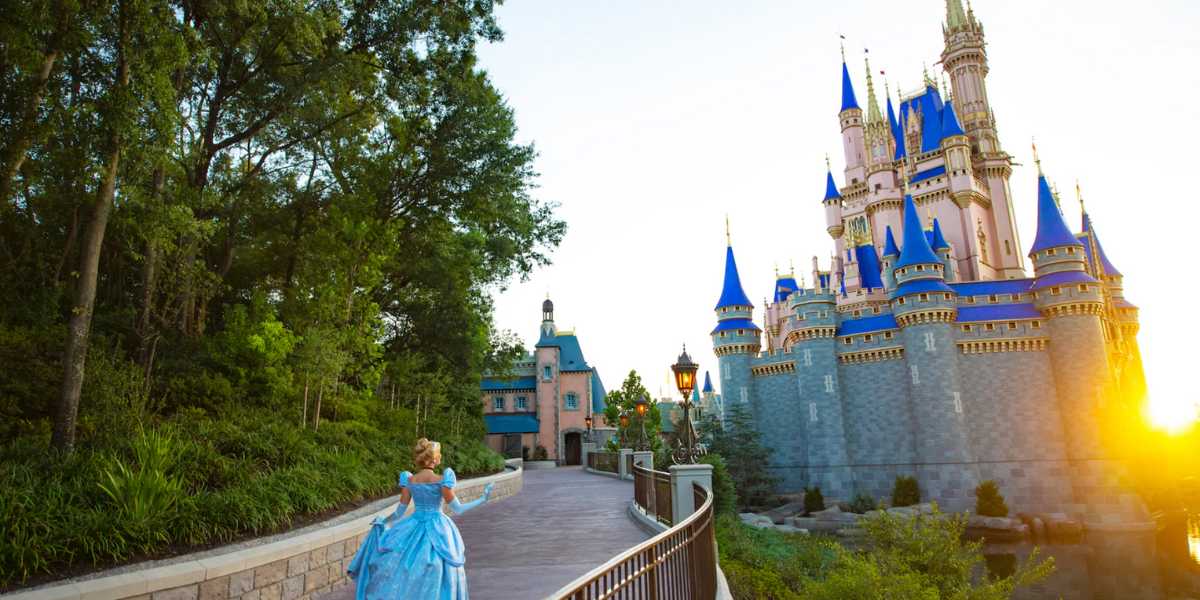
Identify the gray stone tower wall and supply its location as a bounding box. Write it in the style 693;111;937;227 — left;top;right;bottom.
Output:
839;357;916;499
789;293;852;498
750;361;807;491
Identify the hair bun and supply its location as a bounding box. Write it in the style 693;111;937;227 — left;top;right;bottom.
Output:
413;438;441;468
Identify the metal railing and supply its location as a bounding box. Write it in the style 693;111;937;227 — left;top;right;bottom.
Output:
589;451;619;474
633;463;674;526
625;453;635;476
550;480;716;599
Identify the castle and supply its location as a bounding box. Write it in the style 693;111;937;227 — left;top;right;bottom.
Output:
481;298;607;464
712;0;1146;521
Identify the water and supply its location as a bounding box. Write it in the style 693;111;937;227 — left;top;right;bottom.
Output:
985;512;1200;599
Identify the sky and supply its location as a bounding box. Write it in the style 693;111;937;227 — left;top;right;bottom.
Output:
476;0;1200;426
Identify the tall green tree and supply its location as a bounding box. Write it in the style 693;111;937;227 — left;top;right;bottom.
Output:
701;402;778;507
603;370;664;452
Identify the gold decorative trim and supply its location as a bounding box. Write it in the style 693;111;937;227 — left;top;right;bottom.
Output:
1041;302;1104;318
750;362;797;376
957;337;1048;354
895;309;956;327
838;346;904;364
785;327;836;345
714;343;761;357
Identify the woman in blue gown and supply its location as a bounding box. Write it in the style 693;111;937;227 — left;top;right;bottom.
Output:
347;438;494;600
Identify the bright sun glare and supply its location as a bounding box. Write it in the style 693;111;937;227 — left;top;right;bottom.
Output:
1148;395;1200;434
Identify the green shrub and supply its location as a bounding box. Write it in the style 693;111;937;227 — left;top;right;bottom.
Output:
803;486;825;514
891;476;920;507
974;480;1010;517
533;445;548;460
98;428;185;549
700;454;738;516
848;493;877;514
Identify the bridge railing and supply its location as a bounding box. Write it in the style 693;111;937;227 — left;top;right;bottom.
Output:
550;480;716;600
633;463;674;526
588;450;619;474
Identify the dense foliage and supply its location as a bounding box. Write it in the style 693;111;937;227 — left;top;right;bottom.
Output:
700;453;737;516
699;403;778;508
0;0;559;587
716;506;1054;599
602;370;665;456
803;486;825;514
848;493;878;514
892;476;921;508
974;481;1009;518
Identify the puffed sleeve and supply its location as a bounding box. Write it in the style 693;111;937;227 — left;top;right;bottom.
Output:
398;470;412;489
441;467;457;489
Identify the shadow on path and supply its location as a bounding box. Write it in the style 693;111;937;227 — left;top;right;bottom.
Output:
319;466;649;600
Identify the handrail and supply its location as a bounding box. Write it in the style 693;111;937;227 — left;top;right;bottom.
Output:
548;480;716;599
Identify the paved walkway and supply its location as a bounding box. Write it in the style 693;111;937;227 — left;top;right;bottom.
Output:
321;467;649;600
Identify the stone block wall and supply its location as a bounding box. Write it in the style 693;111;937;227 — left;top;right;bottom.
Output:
2;461;522;600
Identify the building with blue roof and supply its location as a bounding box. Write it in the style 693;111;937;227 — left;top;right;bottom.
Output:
708;0;1146;524
480;297;607;465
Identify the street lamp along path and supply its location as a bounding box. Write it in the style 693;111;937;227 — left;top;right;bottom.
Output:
670;344;706;464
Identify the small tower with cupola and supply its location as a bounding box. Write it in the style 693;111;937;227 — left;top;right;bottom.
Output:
711;221;761;422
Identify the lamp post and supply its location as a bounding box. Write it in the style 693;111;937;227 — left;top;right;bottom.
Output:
584;415;593;443
619;411;630;448
670;344;704;464
635;395;649;451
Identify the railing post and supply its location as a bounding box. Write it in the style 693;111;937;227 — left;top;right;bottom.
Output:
618;448;633;480
668;464;713;521
632;450;654;471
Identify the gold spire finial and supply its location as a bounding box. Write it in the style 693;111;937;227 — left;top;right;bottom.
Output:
1076;179;1085;214
790;259;795;275
926;206;934;230
825;153;831;171
1031;138;1041;173
774;262;779;278
840;36;846;62
922;62;932;86
725;214;731;245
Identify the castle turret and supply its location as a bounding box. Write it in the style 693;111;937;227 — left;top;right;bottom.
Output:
892;193;977;510
839;54;867;186
712;224;761;419
863;53;895;190
930;218;957;282
940;0;998;154
940;101;974;209
881;226;900;290
823;167;844;239
1079;208;1145;405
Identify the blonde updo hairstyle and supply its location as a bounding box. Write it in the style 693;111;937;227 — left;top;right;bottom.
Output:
413;438;442;470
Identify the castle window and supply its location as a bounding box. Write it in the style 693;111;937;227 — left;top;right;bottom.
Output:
1047;248;1057;255
924;331;936;352
809;402;818;422
961;325;972;332
853;310;861;317
1067;247;1076;255
843;337;852;345
944;293;952;300
898;297;906;305
966;296;976;304
493;396;505;411
873;307;881;314
1007;322;1017;330
565;393;578;410
864;334;873;342
917;265;925;272
919;293;929;302
516;396;528;410
1051;287;1062;296
719;332;726;338
989;294;998;303
824;375;834;393
910;365;920;384
953;392;963;414
1078;284;1088;292
884;331;894;340
985;323;995;331
803;349;812;366
1005;240;1012;255
723;363;730;379
543;365;552;380
1032;321;1041;329
1011;294;1020;302
738;329;745;336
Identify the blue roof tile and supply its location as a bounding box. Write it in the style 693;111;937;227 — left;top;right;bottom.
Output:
892;278;954;297
855;244;884;290
956;303;1041;322
1030;174;1083;254
484;413;539;434
1031;269;1098;291
774;276;799;303
715;245;753;309
702;371;713;393
883;226;900;257
711;318;761;335
949;279;1034;296
591;369;607;413
930;218;950;250
481;376;537;392
841;61;859;112
895;195;942;268
824;170;841;201
837;313;899;335
1080;214;1122;277
941;101;965;138
911;165;946;184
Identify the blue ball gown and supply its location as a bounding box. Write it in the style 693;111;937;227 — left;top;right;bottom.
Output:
347;469;470;600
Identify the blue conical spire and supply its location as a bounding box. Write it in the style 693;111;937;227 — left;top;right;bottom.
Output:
702;371;713;394
886;94;899;134
1082;213;1122;277
823;169;841;201
941;101;965;138
883;226;900;257
715;244;753;309
1029;173;1082;254
930;218;950;250
895;195;942;268
894;106;908;160
841;60;859;112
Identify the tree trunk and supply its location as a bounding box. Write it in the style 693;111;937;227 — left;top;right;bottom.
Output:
53;204;80;284
51;2;129;453
314;383;323;431
301;375;310;428
136;165;164;367
0;48;60;202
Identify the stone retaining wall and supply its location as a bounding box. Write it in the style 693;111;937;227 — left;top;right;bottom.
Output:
3;460;523;600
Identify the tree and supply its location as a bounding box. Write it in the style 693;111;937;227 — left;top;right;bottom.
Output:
702;402;778;507
602;370;664;453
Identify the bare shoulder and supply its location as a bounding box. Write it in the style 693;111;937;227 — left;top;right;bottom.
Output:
410;469;440;484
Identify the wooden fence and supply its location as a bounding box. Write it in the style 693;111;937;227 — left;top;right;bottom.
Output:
550;479;716;599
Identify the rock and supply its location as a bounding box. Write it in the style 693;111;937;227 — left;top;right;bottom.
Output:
886;506;917;518
836;528;867;537
761;502;807;524
967;515;1025;531
773;524;810;535
739;512;766;525
749;519;774;529
788;516;818;528
1032;517;1046;539
1044;518;1083;541
835;512;862;523
913;503;936;515
812;505;843;521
